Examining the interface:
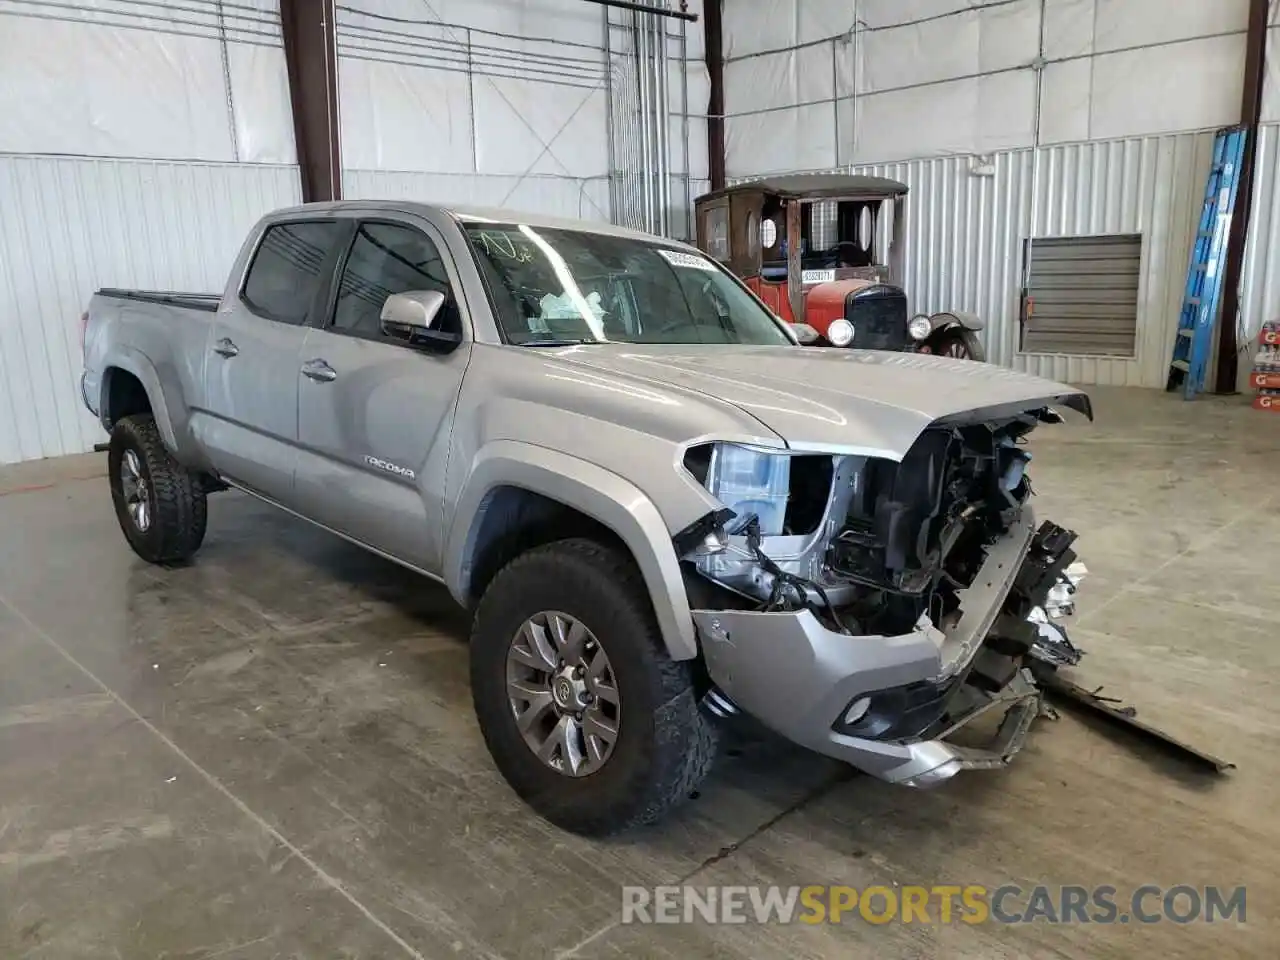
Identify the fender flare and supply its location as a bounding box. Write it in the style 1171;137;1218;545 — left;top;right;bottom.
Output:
928;310;985;332
444;440;699;661
98;347;181;453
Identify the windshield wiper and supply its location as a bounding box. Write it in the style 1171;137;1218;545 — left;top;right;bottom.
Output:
516;338;600;347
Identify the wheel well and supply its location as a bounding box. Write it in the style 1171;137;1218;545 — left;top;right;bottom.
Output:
102;368;152;425
463;486;629;608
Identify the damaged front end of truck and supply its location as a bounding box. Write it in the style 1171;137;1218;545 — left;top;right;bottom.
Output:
677;399;1091;787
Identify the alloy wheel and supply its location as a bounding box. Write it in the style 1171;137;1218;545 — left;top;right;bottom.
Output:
119;448;152;532
505;611;620;777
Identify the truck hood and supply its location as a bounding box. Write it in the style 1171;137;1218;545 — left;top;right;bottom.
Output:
549;344;1091;460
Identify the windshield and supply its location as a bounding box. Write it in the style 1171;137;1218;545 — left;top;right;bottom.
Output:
463;222;794;346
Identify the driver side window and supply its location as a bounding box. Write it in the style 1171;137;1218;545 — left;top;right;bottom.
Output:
330;221;461;341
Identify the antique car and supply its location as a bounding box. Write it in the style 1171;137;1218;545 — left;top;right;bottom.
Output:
693;174;986;359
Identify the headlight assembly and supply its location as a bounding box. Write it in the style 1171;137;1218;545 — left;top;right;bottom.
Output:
685;443;791;536
908;315;932;341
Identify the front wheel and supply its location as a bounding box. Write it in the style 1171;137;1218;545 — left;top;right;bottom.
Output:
921;327;984;361
470;538;717;835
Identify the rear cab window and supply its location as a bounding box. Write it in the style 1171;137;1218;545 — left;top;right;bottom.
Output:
241;220;343;325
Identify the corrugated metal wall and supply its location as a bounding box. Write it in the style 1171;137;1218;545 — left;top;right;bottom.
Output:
0;156;301;464
852;130;1215;387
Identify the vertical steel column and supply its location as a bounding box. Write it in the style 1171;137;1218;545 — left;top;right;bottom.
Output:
635;10;654;232
280;0;341;201
1215;0;1268;392
603;8;618;222
680;16;692;238
655;13;671;235
704;0;725;191
786;200;803;323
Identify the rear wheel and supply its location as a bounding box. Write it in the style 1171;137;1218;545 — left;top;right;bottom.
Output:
470;538;717;835
107;414;207;564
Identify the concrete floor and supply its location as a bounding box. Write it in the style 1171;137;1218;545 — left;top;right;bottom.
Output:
0;386;1275;959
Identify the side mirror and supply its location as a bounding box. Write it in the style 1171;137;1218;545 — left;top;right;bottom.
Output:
380;290;459;350
791;322;820;345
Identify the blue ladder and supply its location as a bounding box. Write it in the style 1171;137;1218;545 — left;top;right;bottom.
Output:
1167;127;1247;399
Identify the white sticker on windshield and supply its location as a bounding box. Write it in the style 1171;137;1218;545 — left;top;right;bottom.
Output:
658;249;718;271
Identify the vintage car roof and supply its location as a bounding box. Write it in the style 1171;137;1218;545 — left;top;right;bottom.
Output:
696;173;909;202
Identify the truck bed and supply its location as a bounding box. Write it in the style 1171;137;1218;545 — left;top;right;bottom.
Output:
98;288;221;312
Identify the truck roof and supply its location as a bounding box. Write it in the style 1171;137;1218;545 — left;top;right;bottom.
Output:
265;200;694;248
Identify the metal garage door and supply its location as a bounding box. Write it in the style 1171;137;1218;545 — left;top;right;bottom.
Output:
1021;234;1142;356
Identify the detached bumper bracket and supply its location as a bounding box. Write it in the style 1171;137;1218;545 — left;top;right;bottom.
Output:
1030;663;1235;774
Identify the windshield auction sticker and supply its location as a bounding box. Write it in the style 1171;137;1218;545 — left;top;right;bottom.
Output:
657;249;718;271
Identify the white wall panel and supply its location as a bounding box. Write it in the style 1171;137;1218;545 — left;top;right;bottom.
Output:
1087;35;1246;142
1259;21;1280;122
343;169;611;223
0;16;232;160
226;43;296;164
337;0;611;184
472;80;609;178
0;0;293;163
1092;0;1249;52
1042;0;1095;60
723;0;1252;176
339;59;476;174
847;69;1036;166
726;103;837;178
722;0;854;59
724;47;832;114
0;156;301;465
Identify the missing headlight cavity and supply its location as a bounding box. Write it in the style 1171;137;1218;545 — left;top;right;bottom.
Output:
784;455;834;535
687;412;1051;639
683;445;835;536
682;444;713;487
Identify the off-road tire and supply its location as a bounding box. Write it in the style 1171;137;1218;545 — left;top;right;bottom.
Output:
470;538;717;835
108;413;207;564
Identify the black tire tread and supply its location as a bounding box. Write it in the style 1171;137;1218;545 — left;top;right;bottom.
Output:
110;414;207;563
471;537;717;835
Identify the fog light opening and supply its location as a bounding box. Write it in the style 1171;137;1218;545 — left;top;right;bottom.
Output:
843;696;871;725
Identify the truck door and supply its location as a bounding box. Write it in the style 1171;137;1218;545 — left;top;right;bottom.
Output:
292;216;471;574
199;218;346;498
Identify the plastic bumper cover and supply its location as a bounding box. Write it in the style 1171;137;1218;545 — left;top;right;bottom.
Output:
691;507;1040;786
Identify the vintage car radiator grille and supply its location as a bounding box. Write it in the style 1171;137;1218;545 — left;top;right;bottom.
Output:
846;286;908;352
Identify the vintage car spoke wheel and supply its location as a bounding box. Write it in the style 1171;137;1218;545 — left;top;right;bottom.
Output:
506;610;621;777
922;328;984;362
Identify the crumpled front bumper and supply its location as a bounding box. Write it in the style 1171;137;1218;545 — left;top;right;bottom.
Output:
691;507;1046;786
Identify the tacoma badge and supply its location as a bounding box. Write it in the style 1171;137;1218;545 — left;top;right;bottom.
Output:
365;456;416;480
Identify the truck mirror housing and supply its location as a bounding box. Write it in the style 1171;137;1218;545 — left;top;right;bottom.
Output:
381;290;445;339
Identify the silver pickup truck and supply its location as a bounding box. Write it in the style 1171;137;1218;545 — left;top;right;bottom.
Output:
81;201;1091;835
